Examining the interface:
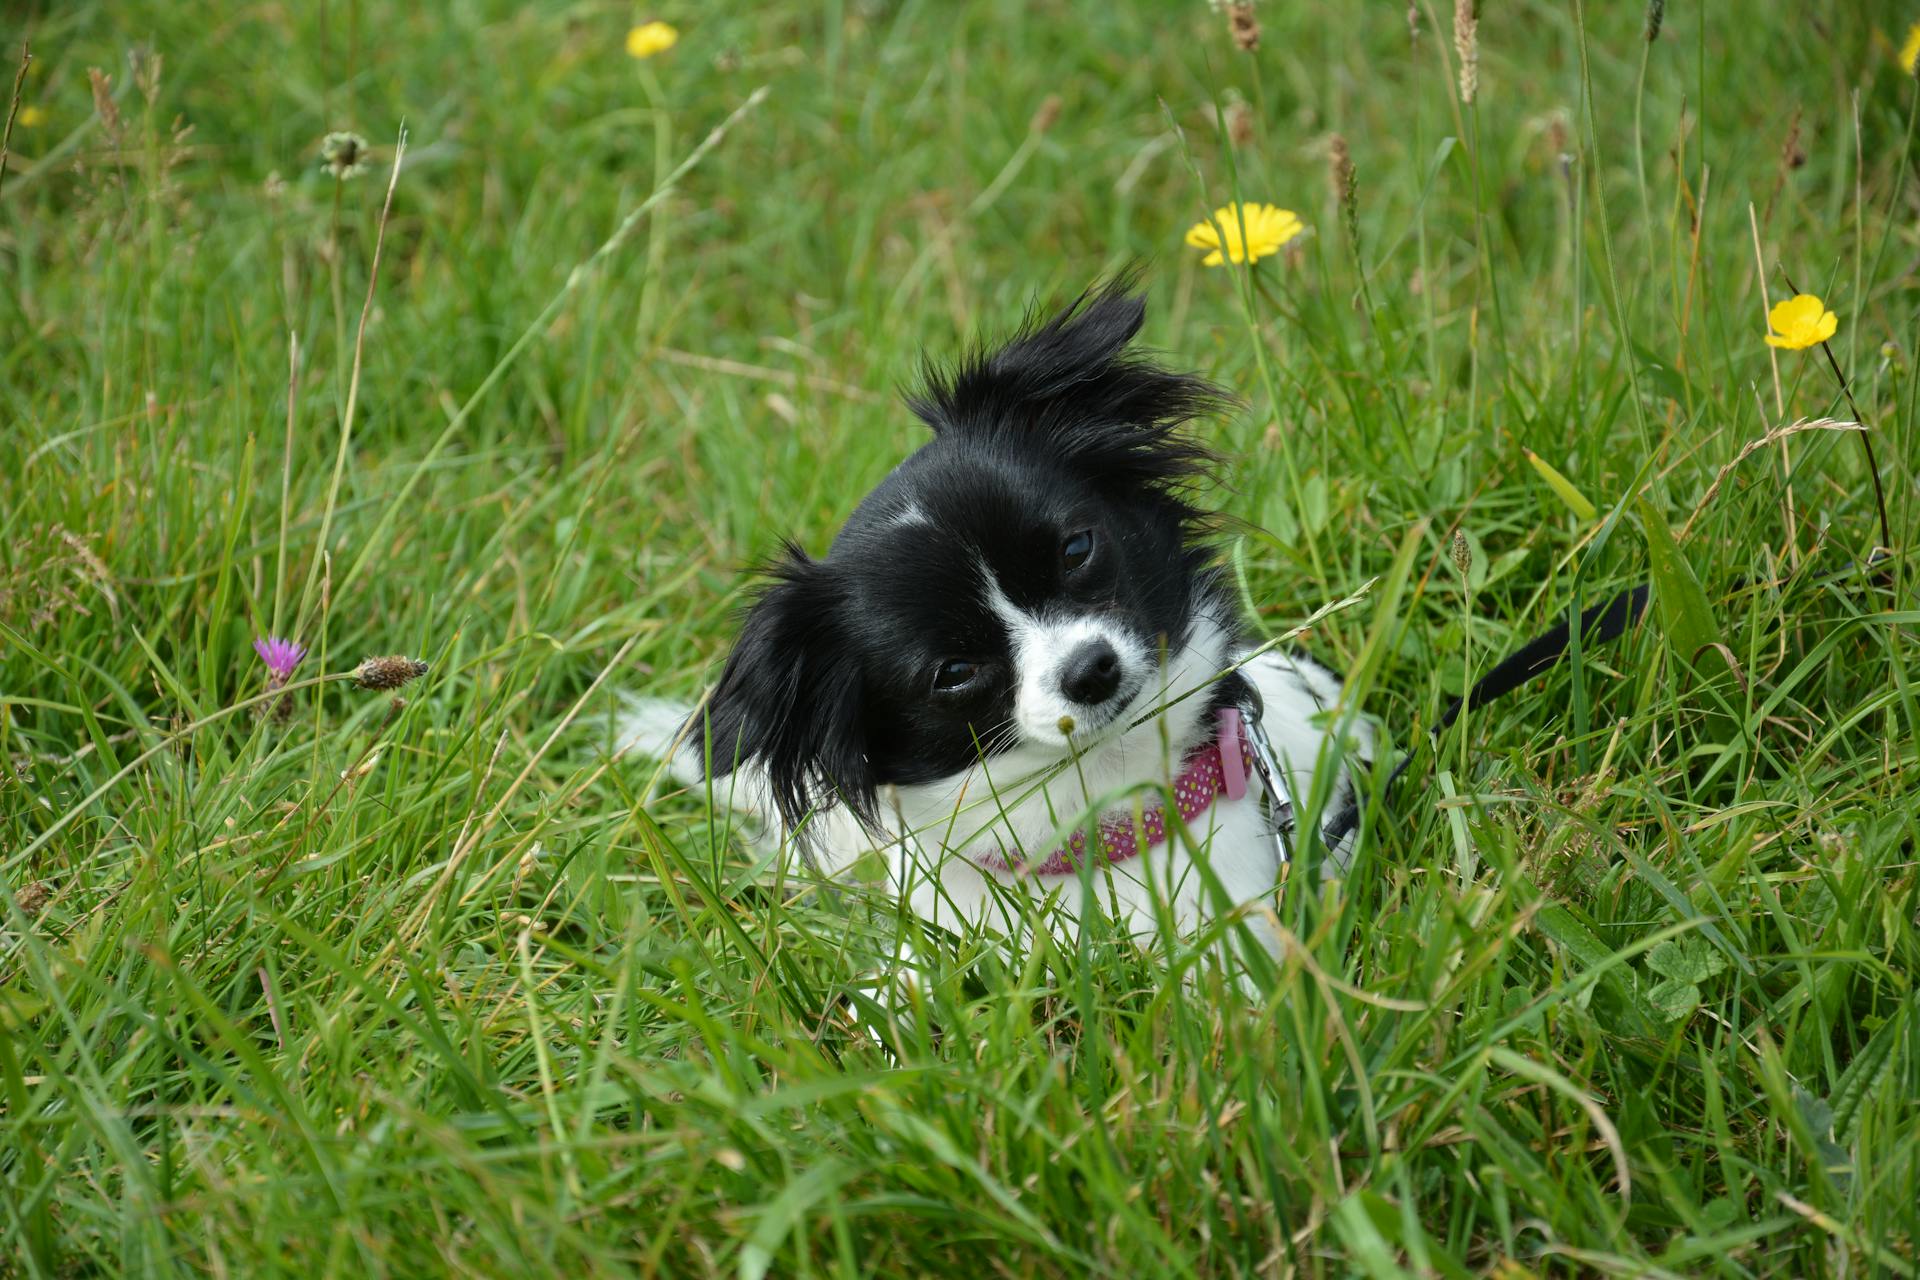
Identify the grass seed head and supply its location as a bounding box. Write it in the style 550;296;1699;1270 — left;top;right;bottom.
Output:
1779;107;1805;170
1328;133;1357;241
320;130;370;180
130;47;163;105
1453;0;1479;104
1225;98;1255;146
87;67;120;143
14;880;50;915
353;655;429;691
1227;2;1259;52
1028;93;1062;135
1644;0;1665;42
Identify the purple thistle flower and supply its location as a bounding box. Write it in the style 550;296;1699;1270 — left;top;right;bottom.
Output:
253;635;307;689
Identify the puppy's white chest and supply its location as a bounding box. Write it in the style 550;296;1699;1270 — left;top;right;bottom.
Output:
892;789;1286;952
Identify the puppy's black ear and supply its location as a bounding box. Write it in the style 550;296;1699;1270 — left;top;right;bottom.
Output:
695;544;876;832
907;279;1230;499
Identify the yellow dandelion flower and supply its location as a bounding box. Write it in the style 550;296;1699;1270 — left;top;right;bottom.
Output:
626;20;679;59
1764;294;1839;351
1184;202;1305;267
17;104;45;128
1901;22;1920;75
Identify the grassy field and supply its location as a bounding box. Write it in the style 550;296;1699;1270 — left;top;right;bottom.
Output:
3;0;1918;1274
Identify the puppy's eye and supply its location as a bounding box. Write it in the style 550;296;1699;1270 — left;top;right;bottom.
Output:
932;659;980;692
1061;529;1095;571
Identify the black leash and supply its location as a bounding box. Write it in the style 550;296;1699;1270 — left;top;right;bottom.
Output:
1319;583;1652;846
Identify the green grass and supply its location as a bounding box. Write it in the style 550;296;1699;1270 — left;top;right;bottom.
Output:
3;1;1918;1274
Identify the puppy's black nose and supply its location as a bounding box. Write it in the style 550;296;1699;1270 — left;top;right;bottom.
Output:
1059;640;1122;706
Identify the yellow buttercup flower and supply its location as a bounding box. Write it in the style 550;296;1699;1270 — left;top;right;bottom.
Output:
1764;294;1839;351
1184;202;1304;266
17;104;45;128
626;20;679;59
1900;21;1920;75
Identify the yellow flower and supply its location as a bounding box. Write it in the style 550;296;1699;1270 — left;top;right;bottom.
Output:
17;104;45;128
1184;202;1304;266
1900;21;1920;75
1764;294;1839;351
626;20;679;59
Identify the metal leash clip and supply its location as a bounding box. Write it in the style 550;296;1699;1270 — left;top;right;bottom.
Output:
1237;685;1297;866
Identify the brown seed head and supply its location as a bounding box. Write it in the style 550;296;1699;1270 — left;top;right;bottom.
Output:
1644;0;1665;42
353;655;429;691
1028;93;1063;135
1226;99;1255;147
14;880;50;915
1450;530;1473;576
1328;133;1353;200
87;67;120;141
1227;2;1260;52
1546;113;1569;158
1328;133;1358;241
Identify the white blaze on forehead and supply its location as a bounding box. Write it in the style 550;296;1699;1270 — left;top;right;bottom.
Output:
979;564;1144;744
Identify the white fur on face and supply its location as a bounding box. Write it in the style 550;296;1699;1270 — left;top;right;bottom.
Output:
888;603;1234;865
980;572;1149;747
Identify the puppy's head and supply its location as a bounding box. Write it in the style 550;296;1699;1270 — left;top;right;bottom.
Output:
700;284;1233;832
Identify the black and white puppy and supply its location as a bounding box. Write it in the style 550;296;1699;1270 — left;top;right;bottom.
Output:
621;285;1371;954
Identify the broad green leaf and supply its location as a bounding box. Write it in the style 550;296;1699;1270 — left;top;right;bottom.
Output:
1350;1189;1475;1280
1301;471;1330;533
0;986;47;1032
1648;938;1726;984
1700;1198;1741;1232
1631;338;1693;405
848;848;890;882
1524;449;1598;521
1535;904;1663;1033
1638;499;1727;677
1831;997;1910;1141
1482;543;1532;589
1647;977;1702;1021
1535;904;1613;970
1646;939;1691;980
1791;1087;1852;1181
1343;518;1427;713
738;1158;857;1280
1792;1088;1834;1137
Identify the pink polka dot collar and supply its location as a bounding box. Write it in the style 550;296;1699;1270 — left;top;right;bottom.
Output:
974;707;1254;878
